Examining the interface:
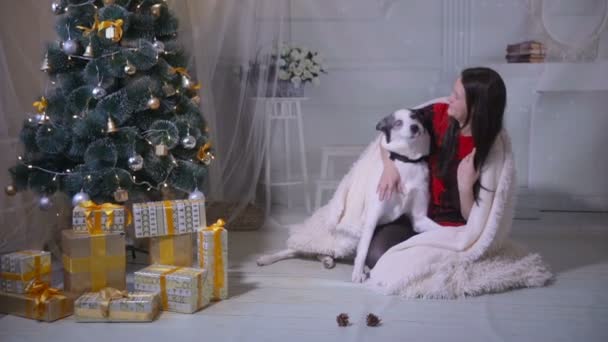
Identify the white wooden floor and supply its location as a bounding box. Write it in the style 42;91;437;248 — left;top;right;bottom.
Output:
1;208;607;342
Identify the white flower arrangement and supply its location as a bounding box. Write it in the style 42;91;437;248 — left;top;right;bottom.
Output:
272;43;328;88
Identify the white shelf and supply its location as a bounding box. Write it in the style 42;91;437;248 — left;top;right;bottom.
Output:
486;61;608;92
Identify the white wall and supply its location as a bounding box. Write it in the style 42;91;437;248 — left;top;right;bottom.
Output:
268;0;608;212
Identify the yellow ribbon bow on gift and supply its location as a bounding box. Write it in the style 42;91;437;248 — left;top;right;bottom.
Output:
98;287;129;318
79;200;132;235
33;97;48;113
97;19;123;42
76;15;100;36
209;218;225;231
25;279;64;320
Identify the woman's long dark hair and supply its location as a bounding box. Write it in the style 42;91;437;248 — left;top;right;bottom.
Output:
437;67;506;201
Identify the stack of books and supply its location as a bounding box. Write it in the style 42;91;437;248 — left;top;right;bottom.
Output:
505;40;545;63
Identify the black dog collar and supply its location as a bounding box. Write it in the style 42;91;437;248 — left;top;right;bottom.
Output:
389;152;429;164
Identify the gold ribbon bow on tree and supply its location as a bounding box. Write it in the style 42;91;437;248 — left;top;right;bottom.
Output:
79;200;132;235
197;142;214;165
170;67;202;90
33;97;48;113
25;279;64;320
77;15;100;37
97;287;129;318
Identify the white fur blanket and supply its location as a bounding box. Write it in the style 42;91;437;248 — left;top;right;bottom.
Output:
287;98;553;298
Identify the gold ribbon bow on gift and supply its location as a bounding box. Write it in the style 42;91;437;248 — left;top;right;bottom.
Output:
98;19;123;42
25;280;65;320
33;97;48;113
79;200;132;235
77;16;123;42
206;219;226;299
97;287;129;318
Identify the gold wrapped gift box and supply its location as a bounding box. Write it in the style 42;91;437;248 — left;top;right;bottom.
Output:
75;288;160;322
197;219;228;300
133;199;206;238
133;265;211;314
149;233;194;267
0;250;51;294
72;201;128;235
62;230;126;295
0;282;73;322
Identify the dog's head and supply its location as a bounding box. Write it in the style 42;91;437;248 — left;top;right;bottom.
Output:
376;108;431;158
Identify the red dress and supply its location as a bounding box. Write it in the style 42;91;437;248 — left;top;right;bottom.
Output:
425;103;475;226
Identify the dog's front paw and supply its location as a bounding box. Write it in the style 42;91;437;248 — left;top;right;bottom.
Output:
351;268;368;283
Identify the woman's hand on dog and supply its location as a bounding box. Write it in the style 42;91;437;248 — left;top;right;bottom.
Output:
378;162;402;201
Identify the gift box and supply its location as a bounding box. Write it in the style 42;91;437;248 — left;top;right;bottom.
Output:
72;201;129;235
149;233;194;267
62;230;126;295
133;265;211;314
1;250;51;294
0;282;73;322
74;288;160;322
133;199;206;238
197;219;228;300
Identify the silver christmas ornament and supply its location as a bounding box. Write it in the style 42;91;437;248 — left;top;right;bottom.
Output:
128;154;144;171
113;187;129;202
41;53;51;72
39;195;53;210
124;60;136;75
72;190;90;207
83;42;94;58
147;96;160;110
188;188;205;201
51;1;64;14
152;40;165;53
36;113;50;124
181;75;193;89
62;39;80;55
181;135;196;149
92;86;107;99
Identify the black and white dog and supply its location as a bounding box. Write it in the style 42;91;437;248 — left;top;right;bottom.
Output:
257;108;443;283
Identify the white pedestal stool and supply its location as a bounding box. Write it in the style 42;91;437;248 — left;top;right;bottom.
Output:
314;145;365;210
258;97;312;216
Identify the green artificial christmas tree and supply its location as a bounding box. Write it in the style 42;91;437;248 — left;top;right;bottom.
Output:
6;0;213;209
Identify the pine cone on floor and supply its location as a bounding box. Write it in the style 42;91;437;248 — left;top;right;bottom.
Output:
336;313;350;327
366;313;381;327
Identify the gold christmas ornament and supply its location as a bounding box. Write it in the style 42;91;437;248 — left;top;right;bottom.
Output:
103;0;116;6
124;60;136;75
151;3;163;17
113;187;129;202
106;117;118;133
155;143;169;156
147;95;160;110
5;184;17;196
40;53;51;72
83;42;94;58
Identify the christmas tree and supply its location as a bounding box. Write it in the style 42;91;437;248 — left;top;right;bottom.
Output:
6;0;213;209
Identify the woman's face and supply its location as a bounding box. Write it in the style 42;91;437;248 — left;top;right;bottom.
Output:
447;78;468;126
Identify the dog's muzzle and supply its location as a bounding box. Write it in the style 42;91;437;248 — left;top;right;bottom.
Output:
376;114;395;143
